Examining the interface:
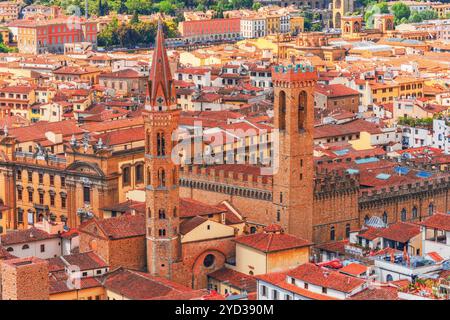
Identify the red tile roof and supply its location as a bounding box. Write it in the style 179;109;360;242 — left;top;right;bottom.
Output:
420;213;450;231
180;198;226;218
315;84;359;98
287;263;366;293
378;222;420;243
234;230;312;253
102;268;194;300
255;270;337;300
349;285;399;300
81;215;146;240
61;251;108;271
179;216;208;235
0;227;58;246
208;267;256;293
339;263;368;276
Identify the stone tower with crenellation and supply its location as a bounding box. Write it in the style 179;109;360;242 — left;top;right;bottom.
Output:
272;63;317;242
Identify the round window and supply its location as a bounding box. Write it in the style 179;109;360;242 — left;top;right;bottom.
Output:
203;254;215;268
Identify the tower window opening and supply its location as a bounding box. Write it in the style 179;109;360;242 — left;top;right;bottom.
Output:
279;90;286;131
298;91;307;132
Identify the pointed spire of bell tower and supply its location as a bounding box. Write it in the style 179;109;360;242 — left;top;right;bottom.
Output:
146;18;175;110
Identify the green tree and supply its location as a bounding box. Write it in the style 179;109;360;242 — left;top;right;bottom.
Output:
364;2;389;28
252;2;261;11
391;3;411;25
125;0;153;14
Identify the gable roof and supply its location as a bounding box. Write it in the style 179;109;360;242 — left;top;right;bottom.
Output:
287;263;366;293
234;230;312;253
1;227;58;246
80;215;145;240
179;216;208;235
378;222;420;243
420;213;450;231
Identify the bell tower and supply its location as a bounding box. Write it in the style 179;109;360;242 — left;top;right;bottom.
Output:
144;21;181;279
272;63;317;242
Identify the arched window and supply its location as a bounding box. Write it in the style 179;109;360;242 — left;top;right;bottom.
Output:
298;91;307;132
364;215;370;224
382;212;388;224
122;166;130;186
147;168;151;185
330;226;335;241
173;207;177;217
135;164;143;183
250;226;257;234
386;274;393;282
276;209;280;222
158;209;166;219
401;208;407;222
428;203;434;216
278;90;286;131
157;132;165;156
158;168;166;187
146;131;151;153
17;170;22;180
6;247;13;252
412;206;418;219
22;244;29;250
147;208;151;218
345;223;350;238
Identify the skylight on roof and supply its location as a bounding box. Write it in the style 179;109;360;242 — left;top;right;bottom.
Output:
347;168;359;175
394;166;410;175
333;149;349;156
376;173;391;180
354;157;379;164
416;171;433;179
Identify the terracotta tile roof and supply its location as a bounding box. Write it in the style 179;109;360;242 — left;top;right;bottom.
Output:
0;245;15;260
357;227;384;241
102;268;193;300
180;198;226;218
1;227;58;246
349;285;399;300
81;215;146;240
314;119;383;139
287;263;366;293
49;275;102;294
378;222;420;243
339;263;368;276
99;69;144;79
9;120;84;143
315;240;348;255
179;216;208;235
255;270;337;300
94;126;144;146
61;251;108;271
315;84;360;98
208;267;256;293
420;213;450;231
100;200;145;215
234;230;312;253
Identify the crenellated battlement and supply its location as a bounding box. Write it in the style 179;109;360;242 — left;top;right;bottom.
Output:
360;175;450;203
272;63;318;83
314;168;359;199
179;165;273;191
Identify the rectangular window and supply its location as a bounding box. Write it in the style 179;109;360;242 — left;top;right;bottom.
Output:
322;287;327;294
28;171;32;182
38;173;43;184
40;244;45;252
272;290;278;300
28;191;33;203
18;189;23;201
50;175;54;186
50;194;55;206
61;196;66;209
261;285;267;297
61;177;65;187
39;193;44;205
83;187;90;204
